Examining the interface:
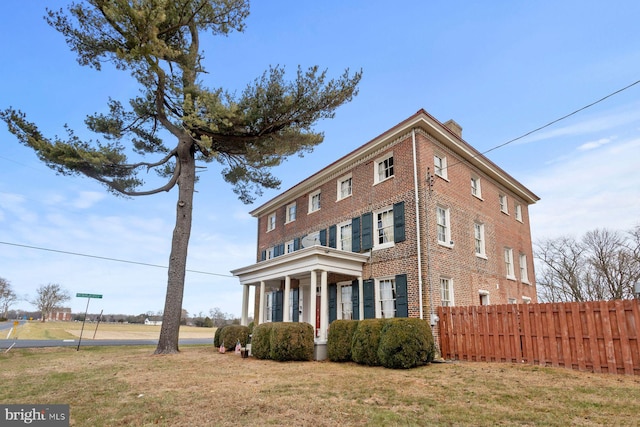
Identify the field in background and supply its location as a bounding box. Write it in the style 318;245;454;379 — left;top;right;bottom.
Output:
2;320;215;340
1;345;639;426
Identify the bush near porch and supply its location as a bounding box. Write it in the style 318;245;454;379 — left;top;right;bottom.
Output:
251;322;314;361
216;325;250;351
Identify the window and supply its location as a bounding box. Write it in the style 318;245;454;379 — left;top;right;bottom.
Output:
267;212;276;232
519;253;529;283
499;194;509;214
375;153;394;183
434;154;448;179
375;207;394;248
265;293;273;322
285;240;295;254
479;291;489;306
337;174;352;200
286;202;296;223
441;278;453;306
378;278;396;318
508;298;517;304
504;248;515;279
522;296;532;304
474;223;486;257
515;204;523;222
339;222;352;251
341;285;353;320
471;176;482;198
436;206;451;245
266;247;275;260
309;190;321;213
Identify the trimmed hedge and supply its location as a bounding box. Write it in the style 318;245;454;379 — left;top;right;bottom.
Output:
269;322;314;361
351;318;386;366
251;322;274;359
377;318;436;369
213;325;226;348
327;320;359;362
219;325;250;351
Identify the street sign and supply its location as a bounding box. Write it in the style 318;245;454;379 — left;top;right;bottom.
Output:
76;293;103;299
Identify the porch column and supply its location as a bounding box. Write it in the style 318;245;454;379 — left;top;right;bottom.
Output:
320;270;328;341
309;270;317;337
241;284;250;326
258;281;266;324
358;276;364;320
283;275;291;322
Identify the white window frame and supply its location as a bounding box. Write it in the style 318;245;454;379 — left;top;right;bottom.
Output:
337;174;353;201
522;296;532;304
434;154;448;179
471;176;482;199
504;247;515;280
340;284;353;320
508;298;517;304
267;212;276;232
285;240;295;254
265;292;273;322
440;277;454;307
374;152;394;184
374;206;394;249
479;290;490;306
436;206;452;246
266;247;275;260
474;222;486;258
499;194;509;214
285;202;296;223
376;277;397;318
515;204;523;222
308;189;321;213
338;220;352;252
519;253;530;284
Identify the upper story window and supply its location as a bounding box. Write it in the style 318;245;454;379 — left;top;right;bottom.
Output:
504;247;515;279
339;221;352;251
519;253;530;283
337;174;352;200
441;277;453;307
285;202;296;223
375;153;394;184
375;207;394;248
434;154;448;179
474;222;486;257
309;189;321;213
266;246;275;260
285;240;295;254
267;212;276;232
515;204;523;222
499;194;509;214
436;206;451;246
471;176;482;198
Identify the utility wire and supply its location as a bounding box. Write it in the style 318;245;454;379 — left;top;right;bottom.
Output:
0;240;235;278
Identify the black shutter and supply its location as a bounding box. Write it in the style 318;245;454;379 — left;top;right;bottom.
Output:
329;225;337;249
273;244;280;257
361;212;373;250
279;243;285;256
319;229;327;246
291;288;299;322
261;250;266;261
294;237;300;251
351;216;361;252
351;280;360;320
395;274;408;318
393;201;406;243
274;290;283;322
363;279;375;319
329;284;337;324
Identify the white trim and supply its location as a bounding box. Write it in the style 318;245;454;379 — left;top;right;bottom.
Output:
308;189;321;214
434;153;448;180
285;202;296;223
373;152;394;185
373;206;395;250
336;173;353;201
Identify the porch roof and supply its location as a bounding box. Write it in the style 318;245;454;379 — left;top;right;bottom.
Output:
231;246;370;285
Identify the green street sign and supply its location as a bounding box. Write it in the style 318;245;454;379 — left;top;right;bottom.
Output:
76;293;103;299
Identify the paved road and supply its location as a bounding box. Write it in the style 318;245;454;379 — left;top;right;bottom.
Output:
0;337;211;349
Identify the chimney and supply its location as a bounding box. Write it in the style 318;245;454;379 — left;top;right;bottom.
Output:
444;119;462;138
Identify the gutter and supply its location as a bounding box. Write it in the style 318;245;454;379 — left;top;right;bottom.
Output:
412;129;424;320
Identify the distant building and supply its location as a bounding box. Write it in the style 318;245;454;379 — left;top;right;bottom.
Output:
47;307;72;321
144;317;163;326
232;109;539;358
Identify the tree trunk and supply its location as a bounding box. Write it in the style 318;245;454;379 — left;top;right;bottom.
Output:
155;139;196;354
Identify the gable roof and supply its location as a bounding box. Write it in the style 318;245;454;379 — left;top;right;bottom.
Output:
250;109;539;217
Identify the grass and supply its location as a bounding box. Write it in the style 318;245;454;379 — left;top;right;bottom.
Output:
1;344;639;426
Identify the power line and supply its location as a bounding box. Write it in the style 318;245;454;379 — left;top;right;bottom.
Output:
0;240;235;278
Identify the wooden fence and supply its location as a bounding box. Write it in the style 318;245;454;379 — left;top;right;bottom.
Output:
438;299;640;375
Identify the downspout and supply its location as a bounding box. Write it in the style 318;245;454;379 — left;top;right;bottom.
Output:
411;129;424;320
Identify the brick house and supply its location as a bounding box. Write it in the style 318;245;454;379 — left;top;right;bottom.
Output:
231;109;539;359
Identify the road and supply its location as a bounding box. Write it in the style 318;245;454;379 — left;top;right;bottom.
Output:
0;337;211;349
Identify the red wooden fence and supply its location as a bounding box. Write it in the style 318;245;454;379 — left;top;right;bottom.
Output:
438;299;640;375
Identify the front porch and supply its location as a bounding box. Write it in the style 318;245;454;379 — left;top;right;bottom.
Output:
231;246;370;359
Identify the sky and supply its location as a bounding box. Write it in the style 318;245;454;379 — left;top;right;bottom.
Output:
1;1;639;318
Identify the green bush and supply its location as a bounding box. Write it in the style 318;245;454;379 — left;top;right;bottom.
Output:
327;320;359;362
377;318;436;369
219;325;250;351
269;322;314;361
351;318;386;366
213;325;226;348
251;323;273;359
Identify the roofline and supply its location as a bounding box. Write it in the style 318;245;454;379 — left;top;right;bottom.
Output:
250;109;539;217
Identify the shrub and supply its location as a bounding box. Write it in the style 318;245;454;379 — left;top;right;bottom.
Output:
251;323;273;359
351;318;386;366
213;325;226;348
219;325;250;351
269;322;314;361
327;320;359;362
377;318;436;369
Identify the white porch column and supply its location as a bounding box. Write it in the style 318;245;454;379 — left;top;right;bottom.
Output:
358;276;364;320
320;270;328;341
283;275;291;322
309;271;317;337
241;284;250;326
258;281;266;324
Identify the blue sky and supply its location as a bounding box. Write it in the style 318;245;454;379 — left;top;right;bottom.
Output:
1;1;639;317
